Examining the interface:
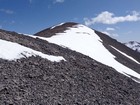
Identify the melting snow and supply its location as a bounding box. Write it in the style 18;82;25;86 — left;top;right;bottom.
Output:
34;24;140;82
0;39;65;62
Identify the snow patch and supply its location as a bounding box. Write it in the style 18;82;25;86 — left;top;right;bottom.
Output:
0;39;65;62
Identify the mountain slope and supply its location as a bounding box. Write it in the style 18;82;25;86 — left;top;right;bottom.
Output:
124;41;140;53
35;22;140;82
0;25;140;104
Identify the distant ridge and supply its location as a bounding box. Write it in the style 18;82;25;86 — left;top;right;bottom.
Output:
124;41;140;53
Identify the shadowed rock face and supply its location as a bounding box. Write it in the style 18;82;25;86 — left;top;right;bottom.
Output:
0;24;140;104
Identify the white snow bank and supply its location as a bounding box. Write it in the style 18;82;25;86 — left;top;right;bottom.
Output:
34;24;140;82
0;39;65;62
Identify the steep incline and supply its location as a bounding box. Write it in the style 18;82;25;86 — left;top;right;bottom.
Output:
35;22;140;82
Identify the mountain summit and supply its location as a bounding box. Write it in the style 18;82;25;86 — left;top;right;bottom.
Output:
0;22;140;104
35;22;140;82
35;22;78;37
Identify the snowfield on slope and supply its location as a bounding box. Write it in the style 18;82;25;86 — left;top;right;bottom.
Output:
0;39;65;62
34;24;140;82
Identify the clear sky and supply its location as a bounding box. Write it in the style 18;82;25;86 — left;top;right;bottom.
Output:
0;0;140;42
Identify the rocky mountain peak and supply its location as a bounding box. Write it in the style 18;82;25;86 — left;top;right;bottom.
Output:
34;22;79;37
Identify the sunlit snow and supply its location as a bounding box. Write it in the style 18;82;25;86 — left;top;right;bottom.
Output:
34;24;140;82
0;39;65;62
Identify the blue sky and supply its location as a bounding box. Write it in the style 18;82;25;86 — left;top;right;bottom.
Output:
0;0;140;42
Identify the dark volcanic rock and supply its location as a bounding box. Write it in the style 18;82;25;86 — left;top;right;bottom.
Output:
0;28;140;105
1;56;140;105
